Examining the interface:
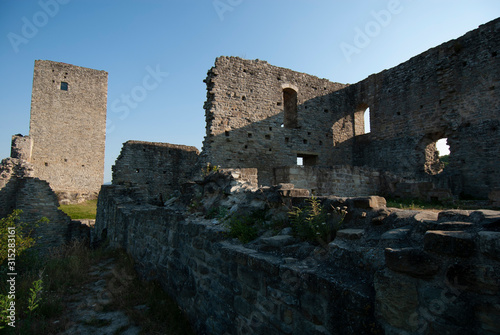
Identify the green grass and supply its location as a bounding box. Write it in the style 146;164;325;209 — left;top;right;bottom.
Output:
59;199;98;219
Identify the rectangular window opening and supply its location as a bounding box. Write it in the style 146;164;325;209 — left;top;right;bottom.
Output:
60;82;68;91
297;153;318;166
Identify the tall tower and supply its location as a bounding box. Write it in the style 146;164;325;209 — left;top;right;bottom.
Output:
29;60;108;199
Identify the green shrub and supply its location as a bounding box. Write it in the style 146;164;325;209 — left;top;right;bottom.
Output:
205;206;228;220
289;196;345;245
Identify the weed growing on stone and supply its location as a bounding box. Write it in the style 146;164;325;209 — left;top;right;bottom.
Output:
289;196;346;245
226;214;260;243
201;162;220;177
205;206;229;220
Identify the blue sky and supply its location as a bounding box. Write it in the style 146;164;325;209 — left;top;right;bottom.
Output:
1;1;499;183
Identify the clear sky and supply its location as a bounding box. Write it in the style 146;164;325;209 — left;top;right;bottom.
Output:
1;1;499;182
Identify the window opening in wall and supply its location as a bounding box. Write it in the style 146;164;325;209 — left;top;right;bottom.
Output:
60;82;68;91
297;153;318;166
425;137;450;175
364;107;371;133
283;88;298;129
354;104;371;135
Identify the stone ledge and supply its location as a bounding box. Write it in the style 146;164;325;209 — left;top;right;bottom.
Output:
424;230;475;257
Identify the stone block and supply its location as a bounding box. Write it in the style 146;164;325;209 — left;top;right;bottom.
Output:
478;231;500;261
437;210;471;223
261;235;297;248
353;196;387;209
437;221;474;230
374;269;419;332
424;230;475;257
384;248;439;278
279;189;310;197
380;228;410;240
489;189;500;207
336;229;365;240
476;303;500;334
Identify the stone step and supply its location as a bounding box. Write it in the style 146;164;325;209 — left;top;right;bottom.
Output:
424;230;475;257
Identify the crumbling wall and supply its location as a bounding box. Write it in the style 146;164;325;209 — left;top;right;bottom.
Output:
95;167;500;335
112;141;200;205
335;18;500;199
202;19;500;199
274;165;381;196
10;135;32;161
0;157;34;218
202;56;348;185
29;60;108;198
0;173;89;252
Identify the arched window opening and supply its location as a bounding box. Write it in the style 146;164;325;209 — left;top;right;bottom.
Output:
424;137;450;175
283;88;298;129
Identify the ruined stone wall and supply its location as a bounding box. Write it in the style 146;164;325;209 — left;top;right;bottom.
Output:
29;60;108;197
0;158;34;217
274;165;381;197
0;173;88;251
202;19;499;199
10;135;32;161
95;169;500;335
202;56;348;185
336;18;500;198
112;141;200;205
95;184;383;335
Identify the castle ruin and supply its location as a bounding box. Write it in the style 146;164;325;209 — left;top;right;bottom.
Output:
201;18;499;200
95;18;500;335
4;60;108;204
0;60;107;249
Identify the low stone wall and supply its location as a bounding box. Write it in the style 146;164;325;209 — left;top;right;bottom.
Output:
95;184;382;334
273;165;452;201
95;170;500;334
0;174;89;252
274;165;380;196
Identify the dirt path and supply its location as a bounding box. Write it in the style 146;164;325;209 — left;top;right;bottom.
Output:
57;258;142;335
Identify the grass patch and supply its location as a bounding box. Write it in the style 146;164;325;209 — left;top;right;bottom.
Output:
59;199;98;219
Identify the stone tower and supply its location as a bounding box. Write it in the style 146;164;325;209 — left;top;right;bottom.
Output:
28;60;108;199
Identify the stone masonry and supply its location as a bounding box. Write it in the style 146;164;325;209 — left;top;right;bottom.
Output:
29;60;108;199
95;166;500;334
201;56;348;186
111;141;200;205
202;18;500;199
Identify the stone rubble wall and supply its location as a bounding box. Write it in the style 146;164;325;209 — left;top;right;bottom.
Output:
111;140;200;205
29;60;108;196
201;56;349;185
345;18;500;199
1;175;90;252
202;18;500;199
274;165;457;202
10;135;32;161
0;157;34;217
95;168;500;334
274;165;381;197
